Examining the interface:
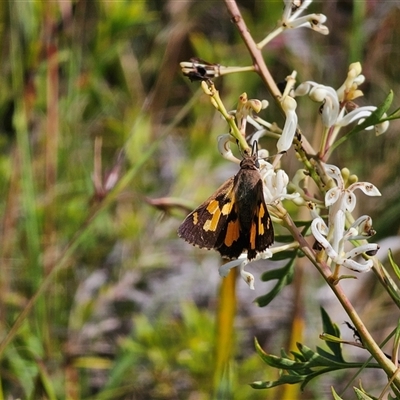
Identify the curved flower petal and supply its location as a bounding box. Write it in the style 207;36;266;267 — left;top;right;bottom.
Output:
311;218;337;258
332;210;346;251
349;215;375;239
287;13;329;35
305;85;340;127
324;164;344;187
346;244;379;259
217;134;241;164
325;188;341;207
277;96;298;153
342;258;373;272
239;263;255;290
336;106;377;127
294;81;315;97
283;0;312;22
348;182;381;197
219;257;244;277
375;120;389;136
342;191;357;212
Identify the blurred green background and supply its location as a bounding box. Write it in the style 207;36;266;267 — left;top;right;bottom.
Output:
1;1;400;399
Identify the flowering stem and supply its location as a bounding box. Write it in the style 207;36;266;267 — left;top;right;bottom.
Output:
201;81;249;152
224;0;400;388
257;27;284;49
224;0;317;158
276;201;400;387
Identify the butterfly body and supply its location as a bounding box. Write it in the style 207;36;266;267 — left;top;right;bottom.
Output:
178;144;274;260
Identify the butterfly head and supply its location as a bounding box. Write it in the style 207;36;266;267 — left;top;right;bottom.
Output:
240;141;260;170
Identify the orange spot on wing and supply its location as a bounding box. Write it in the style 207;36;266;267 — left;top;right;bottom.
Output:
206;200;220;213
250;221;257;249
204;200;221;231
221;198;234;215
258;204;265;235
224;219;240;246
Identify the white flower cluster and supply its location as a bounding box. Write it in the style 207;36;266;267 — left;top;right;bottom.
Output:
311;164;380;273
258;0;329;49
294;62;389;150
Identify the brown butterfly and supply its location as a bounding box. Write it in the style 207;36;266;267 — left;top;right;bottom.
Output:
178;141;274;260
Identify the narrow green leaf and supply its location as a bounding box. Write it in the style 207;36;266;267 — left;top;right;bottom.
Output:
257;258;295;307
251;374;305;389
388;249;400;281
386;105;400;120
320;307;344;362
297;343;343;368
331;386;344;400
354;387;377;400
261;264;292;281
270;250;296;261
393;317;400;365
316;346;344;363
293;220;312;228
273;234;298;243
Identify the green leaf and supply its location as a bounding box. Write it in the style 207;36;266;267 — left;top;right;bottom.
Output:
251;374;305;389
320;307;345;362
354;387;377;400
388;249;400;281
386;105;400;120
270;249;297;261
253;334;381;390
331;386;344;400
393;317;400;365
256;257;295;307
273;234;298;243
293;220;313;228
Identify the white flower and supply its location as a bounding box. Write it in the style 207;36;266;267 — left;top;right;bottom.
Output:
219;251;273;290
283;13;328;34
294;82;339;127
258;0;328;49
218;134;241;164
294;64;389;135
219;240;300;289
311;211;378;273
336;106;389;136
324;164;381;215
310;163;381;274
278;95;298;153
259;160;299;203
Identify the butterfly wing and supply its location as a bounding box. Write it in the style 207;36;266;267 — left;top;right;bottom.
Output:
178;178;238;251
178;151;275;260
246;181;274;260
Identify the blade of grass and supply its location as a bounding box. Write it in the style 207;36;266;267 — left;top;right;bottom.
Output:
213;266;237;399
0;86;202;358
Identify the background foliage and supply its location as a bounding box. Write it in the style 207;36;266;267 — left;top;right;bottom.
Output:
0;1;400;399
